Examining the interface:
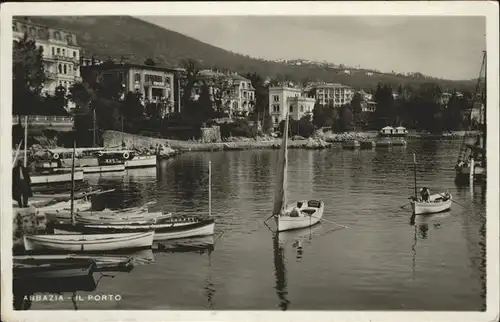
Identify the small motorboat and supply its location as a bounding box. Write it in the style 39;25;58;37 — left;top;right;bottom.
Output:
410;192;453;215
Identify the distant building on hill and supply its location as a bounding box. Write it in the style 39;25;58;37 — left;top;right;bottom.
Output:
81;63;182;117
310;83;354;107
268;86;315;125
12;17;82;110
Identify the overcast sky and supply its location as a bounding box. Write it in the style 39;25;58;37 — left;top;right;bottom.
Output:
139;16;485;80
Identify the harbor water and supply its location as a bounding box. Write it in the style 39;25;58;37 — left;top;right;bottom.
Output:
21;138;486;310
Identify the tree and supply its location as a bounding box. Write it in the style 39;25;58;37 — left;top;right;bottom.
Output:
245;72;269;118
211;74;234;115
373;83;394;128
144;58;156;66
180;58;202;108
13;33;46;115
198;81;214;122
350;92;363;129
68;82;96;113
262;113;274;134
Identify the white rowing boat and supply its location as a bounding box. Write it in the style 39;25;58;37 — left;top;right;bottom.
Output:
411;192;453;215
23;231;155;252
277;200;325;232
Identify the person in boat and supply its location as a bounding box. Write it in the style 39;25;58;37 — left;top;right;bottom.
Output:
420;187;430;203
12;159;33;208
289;202;303;217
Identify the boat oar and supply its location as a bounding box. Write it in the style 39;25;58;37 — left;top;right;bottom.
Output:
310;215;348;229
437;193;469;209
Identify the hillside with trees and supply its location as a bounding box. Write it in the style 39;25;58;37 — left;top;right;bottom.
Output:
26;16;477;92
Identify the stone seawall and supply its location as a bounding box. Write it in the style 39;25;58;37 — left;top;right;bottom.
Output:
102;130;331;152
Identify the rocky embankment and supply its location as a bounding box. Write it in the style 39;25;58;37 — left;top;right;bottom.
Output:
165;136;331;152
315;131;378;143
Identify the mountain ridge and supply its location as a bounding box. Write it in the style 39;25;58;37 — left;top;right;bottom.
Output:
25;15;476;91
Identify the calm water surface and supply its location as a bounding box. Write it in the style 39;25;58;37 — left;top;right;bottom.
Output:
27;139;486;311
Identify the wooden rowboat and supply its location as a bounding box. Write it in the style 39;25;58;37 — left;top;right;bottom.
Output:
51;218;216;241
411;192;453;215
23;231;155;252
14;254;134;272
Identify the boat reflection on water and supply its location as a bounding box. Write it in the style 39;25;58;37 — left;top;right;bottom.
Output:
272;224;324;310
152;235;216;308
152;235;215;254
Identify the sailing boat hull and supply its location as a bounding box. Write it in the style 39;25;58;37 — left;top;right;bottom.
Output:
23;231;155;252
30;170;84;185
411;193;452;215
455;166;486;181
52;219;216;241
276;200;324;232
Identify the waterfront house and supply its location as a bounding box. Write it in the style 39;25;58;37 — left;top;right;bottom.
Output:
379;126;408;137
310;83;354;107
81;63;182;117
268;86;315;125
13;17;82;111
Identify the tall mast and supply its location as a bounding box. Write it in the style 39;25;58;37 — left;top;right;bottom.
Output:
24;116;28;167
70;140;76;226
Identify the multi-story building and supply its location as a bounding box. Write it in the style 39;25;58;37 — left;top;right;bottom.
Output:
311;83;354;107
230;74;255;117
191;71;255;118
82;63;181;117
268;86;315;125
13;18;82;110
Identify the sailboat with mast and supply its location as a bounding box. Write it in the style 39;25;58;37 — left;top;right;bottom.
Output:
455;51;487;183
409;153;452;215
272;113;324;232
23;141;155;252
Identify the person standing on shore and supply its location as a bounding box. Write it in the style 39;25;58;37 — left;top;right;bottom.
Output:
12;159;32;208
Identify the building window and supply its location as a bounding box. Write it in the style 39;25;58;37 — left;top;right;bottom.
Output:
62;49;66;56
66;34;73;45
58;64;62;74
272;104;280;113
57;48;60;55
274;117;279;123
29;27;36;36
290;106;294;113
73;51;76;58
51;47;55;56
300;105;304;112
273;95;279;102
134;73;141;82
54;31;61;40
63;64;67;74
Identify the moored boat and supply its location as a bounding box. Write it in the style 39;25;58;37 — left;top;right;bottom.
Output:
14;254;134;272
125;155;157;169
23;231;155;252
410;192;452;215
342;140;360;149
277;200;324;232
51;217;216;241
30;169;84;185
271;113;325;232
13;258;97;279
